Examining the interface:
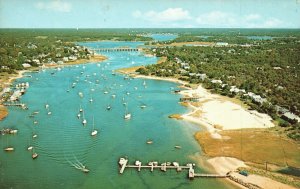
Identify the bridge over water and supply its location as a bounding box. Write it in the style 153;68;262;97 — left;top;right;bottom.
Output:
90;48;140;52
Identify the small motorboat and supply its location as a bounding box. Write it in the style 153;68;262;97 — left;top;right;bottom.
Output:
124;113;131;120
82;167;89;173
175;145;182;149
91;130;98;136
4;147;14;152
32;153;38;159
146;140;153;144
91;117;97;136
9;129;18;134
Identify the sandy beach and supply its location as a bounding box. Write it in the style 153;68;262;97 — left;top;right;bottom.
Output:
207;157;247;175
134;75;187;85
206;156;297;189
43;54;107;68
178;85;300;189
180;85;274;138
0;70;29;120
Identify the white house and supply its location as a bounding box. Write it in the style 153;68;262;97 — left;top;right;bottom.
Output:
216;42;229;46
211;79;222;84
22;63;31;68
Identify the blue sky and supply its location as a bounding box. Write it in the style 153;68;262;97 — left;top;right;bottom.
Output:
0;0;299;28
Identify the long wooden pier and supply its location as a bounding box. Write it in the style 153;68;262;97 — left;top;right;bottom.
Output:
179;97;200;102
91;48;140;52
3;102;28;109
118;157;228;179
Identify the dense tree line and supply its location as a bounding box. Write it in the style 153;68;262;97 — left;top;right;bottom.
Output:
137;35;300;139
0;29;152;72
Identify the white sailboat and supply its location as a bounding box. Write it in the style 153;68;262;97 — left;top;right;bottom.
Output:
79;105;83;112
82;111;87;126
124;104;131;120
32;148;38;159
140;102;147;109
27;137;33;151
4;136;14;152
4;147;14;152
27;146;33;151
91;117;98;136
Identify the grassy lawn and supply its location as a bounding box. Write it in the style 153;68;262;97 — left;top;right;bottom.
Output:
195;129;300;168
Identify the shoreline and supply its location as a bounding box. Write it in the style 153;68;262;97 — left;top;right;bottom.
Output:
127;72;299;189
1;44;297;188
179;85;275;137
0;54;107;121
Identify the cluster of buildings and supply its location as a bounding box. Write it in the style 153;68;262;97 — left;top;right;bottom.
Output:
174;56;299;124
21;44;94;68
275;106;300;123
2;82;30;102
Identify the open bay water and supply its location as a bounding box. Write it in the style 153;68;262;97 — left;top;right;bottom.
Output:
142;34;178;42
0;41;237;189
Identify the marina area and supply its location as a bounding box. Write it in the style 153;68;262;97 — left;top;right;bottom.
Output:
1;0;300;186
0;40;238;189
118;157;229;179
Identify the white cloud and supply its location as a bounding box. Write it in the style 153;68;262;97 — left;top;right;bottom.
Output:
133;9;287;28
35;0;71;13
196;11;237;27
132;10;142;18
245;14;261;21
196;11;285;28
133;8;191;23
262;18;283;28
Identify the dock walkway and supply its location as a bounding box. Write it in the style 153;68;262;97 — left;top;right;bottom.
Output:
3;102;28;109
118;157;228;179
91;48;140;52
179;97;200;102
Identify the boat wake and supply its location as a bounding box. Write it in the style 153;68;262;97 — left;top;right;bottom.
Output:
65;155;89;173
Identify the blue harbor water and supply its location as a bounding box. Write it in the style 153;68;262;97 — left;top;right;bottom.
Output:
147;34;178;42
196;36;211;39
245;36;273;40
0;41;237;189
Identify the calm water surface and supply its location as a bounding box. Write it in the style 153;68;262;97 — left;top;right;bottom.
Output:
0;41;237;189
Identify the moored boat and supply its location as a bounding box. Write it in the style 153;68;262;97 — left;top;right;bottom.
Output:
146;140;153;144
124;113;131;120
91;116;98;136
32;153;38;159
4;147;14;152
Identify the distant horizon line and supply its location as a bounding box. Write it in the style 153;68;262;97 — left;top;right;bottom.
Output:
0;27;299;30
